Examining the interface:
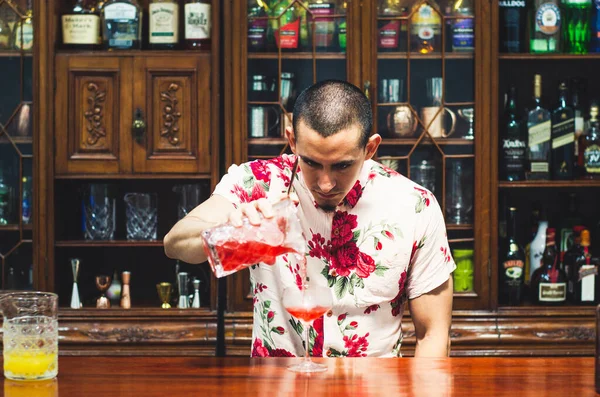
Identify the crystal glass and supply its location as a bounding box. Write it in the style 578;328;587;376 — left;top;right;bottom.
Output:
410;160;436;194
173;184;203;220
446;160;473;225
82;183;116;240
95;275;112;309
458;108;475;140
283;283;333;373
201;198;305;278
0;292;58;381
425;77;443;106
124;193;158;240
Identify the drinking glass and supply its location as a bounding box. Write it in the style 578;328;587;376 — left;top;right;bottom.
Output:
410;160;436;194
173;184;203;220
446;160;473;225
282;283;333;373
0;292;58;381
458;108;475;140
201;198;305;278
82;183;116;240
156;282;172;309
124;193;158;240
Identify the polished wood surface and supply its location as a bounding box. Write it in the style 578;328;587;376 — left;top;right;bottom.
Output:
1;357;595;396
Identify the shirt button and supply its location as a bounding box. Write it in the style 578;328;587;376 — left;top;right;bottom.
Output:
326;310;333;317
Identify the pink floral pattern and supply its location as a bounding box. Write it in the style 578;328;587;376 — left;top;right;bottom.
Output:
343;180;363;208
390;271;408;317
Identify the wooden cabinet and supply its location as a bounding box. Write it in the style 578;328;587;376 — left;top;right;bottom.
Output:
55;55;212;176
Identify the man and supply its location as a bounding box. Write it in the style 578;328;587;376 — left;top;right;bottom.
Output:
164;80;455;358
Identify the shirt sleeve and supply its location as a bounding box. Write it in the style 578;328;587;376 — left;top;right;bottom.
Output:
406;195;456;300
212;162;271;207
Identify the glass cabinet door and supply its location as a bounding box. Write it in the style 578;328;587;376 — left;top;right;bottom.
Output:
0;0;34;290
243;0;356;162
373;0;483;307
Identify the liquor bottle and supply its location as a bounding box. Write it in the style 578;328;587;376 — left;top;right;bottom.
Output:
524;202;542;287
12;0;33;51
529;0;562;53
149;0;179;49
572;80;585;175
247;0;268;52
501;85;527;181
101;0;142;50
377;0;408;52
0;17;12;50
267;0;302;51
592;0;600;52
410;1;442;54
564;226;586;302
499;0;527;53
531;227;568;305
562;0;592;54
579;103;600;179
62;0;101;50
551;81;575;180
558;193;584;262
21;176;31;224
529;218;548;282
451;0;474;52
336;0;347;52
184;0;211;50
571;230;598;304
527;74;552;180
500;207;526;305
308;0;336;51
0;171;9;225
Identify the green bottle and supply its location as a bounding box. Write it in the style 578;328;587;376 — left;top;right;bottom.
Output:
562;0;593;54
530;0;562;53
337;0;347;52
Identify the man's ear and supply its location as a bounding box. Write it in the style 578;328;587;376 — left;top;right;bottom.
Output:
364;133;381;160
286;124;297;154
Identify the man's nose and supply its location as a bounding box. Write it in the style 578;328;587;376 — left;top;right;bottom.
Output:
318;172;335;193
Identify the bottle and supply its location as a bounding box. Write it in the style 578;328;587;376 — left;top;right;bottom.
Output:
524;202;542;287
377;0;408;52
579;103;600;179
527;74;552;180
21;176;31;224
184;0;211;50
268;0;300;51
308;0;336;51
451;0;474;52
101;0;142;50
149;0;179;49
0;16;12;49
529;0;562;53
247;0;268;52
410;1;442;54
531;227;568;304
551;81;575;180
501;85;527;181
558;193;583;263
62;0;101;50
572;80;585;175
500;207;526;305
562;0;592;54
564;226;586;302
12;0;33;51
499;0;528;53
0;171;9;225
336;0;347;52
572;230;598;304
592;0;600;52
529;218;548;282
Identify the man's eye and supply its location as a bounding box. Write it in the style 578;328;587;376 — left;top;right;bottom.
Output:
335;164;351;170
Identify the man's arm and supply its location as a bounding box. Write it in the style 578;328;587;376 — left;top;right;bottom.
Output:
408;277;453;357
163;195;235;264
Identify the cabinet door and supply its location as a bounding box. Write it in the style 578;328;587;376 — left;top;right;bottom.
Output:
132;56;211;174
55;56;133;175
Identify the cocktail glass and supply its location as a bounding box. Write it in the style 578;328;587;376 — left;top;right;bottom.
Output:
156;282;172;309
282;282;333;373
201;198;305;278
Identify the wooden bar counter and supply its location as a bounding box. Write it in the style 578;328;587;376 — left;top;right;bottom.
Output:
1;357;595;396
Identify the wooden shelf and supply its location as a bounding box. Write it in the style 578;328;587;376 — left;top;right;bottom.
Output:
59;307;214;317
0;51;32;58
446;224;473;230
248;138;287;145
499;53;600;60
0;224;33;231
56;49;210;57
498;180;600;188
0;136;33;144
248;52;345;60
54;173;212;180
379;138;474;146
55;240;164;247
378;52;473;60
497;305;596;316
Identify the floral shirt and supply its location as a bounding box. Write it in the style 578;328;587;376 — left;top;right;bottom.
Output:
213;154;456;358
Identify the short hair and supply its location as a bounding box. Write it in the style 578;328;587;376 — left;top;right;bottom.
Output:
291;80;372;148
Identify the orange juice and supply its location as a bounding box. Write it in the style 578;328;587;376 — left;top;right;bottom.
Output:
3;350;57;380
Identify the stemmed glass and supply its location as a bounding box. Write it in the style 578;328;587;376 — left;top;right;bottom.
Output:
282;281;333;373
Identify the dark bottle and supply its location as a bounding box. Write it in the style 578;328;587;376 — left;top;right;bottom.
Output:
377;0;408;53
500;207;526;305
558;193;583;263
531;227;568;305
592;0;600;52
247;0;268;51
579;103;600;179
499;0;528;53
551;81;575;180
529;0;562;53
501;84;527;181
184;0;211;50
564;226;586;302
526;74;552;180
61;0;102;50
101;0;143;50
571;229;599;304
572;80;585;176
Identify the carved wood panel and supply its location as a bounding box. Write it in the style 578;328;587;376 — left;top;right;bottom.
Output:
132;56;211;174
55;56;133;174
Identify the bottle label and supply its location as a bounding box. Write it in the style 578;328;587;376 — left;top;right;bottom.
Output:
150;3;179;44
528;119;551;146
498;0;527;6
13;23;33;50
185;3;211;40
579;265;597;302
584;144;600;173
501;8;523;52
103;3;137;20
535;3;561;36
551;118;575;149
502;138;526;172
538;282;567;301
379;21;400;48
530;162;549;172
452;18;474;50
411;5;440;39
248;18;268;49
503;260;524;282
274;18;300;49
62;15;101;45
308;2;335;47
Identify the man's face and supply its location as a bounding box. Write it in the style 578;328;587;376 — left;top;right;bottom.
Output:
288;121;380;212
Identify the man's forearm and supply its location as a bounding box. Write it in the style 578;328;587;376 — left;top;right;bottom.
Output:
163;217;213;264
414;332;450;357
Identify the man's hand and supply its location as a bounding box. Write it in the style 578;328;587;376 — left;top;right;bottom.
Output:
228;193;298;227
